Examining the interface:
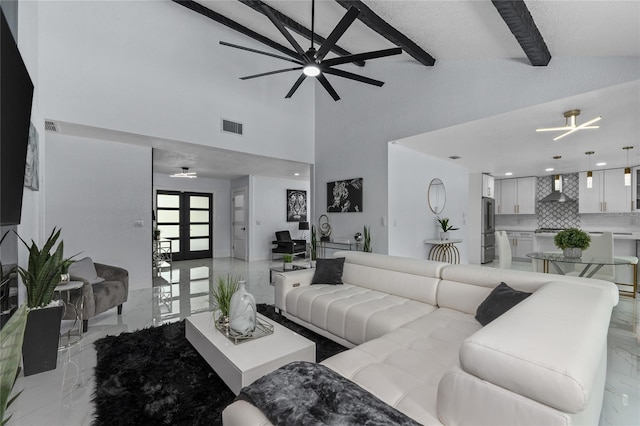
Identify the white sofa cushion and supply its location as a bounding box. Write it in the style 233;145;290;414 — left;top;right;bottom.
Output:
322;307;481;424
458;281;614;413
286;283;437;345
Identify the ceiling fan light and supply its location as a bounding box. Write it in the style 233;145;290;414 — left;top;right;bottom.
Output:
586;171;593;189
303;65;320;77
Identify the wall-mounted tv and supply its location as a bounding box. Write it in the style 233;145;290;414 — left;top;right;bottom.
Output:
1;8;34;226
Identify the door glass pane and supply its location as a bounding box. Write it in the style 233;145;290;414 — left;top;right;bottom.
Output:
158;194;179;208
171;240;180;253
158;225;179;239
190;210;209;223
234;194;244;208
234;210;244;222
190;196;209;209
157;210;179;223
190;238;209;251
190;224;209;237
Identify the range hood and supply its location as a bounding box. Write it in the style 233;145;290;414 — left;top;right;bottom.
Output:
539;175;575;203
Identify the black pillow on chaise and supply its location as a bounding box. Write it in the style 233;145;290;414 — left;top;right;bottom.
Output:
311;258;345;285
475;282;531;326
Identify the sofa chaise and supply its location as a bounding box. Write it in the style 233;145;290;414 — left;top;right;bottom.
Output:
223;251;618;425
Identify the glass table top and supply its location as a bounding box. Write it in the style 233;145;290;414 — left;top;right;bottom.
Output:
526;252;632;266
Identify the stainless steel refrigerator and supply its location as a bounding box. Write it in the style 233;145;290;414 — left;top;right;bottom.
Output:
481;197;496;264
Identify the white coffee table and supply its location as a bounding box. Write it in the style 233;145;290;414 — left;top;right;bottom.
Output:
185;311;315;395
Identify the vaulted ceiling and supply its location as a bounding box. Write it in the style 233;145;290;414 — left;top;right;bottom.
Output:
157;0;639;179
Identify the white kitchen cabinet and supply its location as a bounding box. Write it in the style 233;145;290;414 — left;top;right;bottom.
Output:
506;231;533;260
497;177;536;214
579;168;632;213
494;179;501;212
482;174;495;198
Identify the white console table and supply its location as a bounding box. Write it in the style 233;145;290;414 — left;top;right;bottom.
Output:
424;239;462;264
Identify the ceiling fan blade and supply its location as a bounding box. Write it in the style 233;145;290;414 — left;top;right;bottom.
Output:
322;47;402;67
317;74;341;101
315;6;360;61
323;68;384;87
536;126;573;132
240;67;303;80
261;3;308;59
220;41;303;64
285;74;307;98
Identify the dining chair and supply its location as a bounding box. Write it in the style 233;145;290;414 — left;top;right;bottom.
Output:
567;232;615;281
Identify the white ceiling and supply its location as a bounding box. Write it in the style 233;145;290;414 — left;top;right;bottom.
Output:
50;1;640;181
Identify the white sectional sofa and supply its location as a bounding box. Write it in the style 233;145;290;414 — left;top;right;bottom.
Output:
223;251;619;425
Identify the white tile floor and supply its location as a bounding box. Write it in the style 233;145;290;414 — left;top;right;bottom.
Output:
5;258;639;425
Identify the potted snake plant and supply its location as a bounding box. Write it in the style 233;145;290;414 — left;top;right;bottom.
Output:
0;303;28;423
17;228;71;376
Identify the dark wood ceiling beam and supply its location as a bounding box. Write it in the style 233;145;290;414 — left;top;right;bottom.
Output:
334;0;435;66
237;0;365;67
491;0;551;66
172;0;299;60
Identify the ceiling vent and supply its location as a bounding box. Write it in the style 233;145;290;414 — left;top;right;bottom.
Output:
221;119;243;136
449;155;461;160
44;120;58;132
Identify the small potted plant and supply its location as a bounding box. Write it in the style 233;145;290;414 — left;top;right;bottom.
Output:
310;225;318;267
17;227;74;375
282;254;293;270
436;217;459;240
211;274;239;330
363;225;372;253
554;228;591;258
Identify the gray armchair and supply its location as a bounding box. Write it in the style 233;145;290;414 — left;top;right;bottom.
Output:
67;257;129;332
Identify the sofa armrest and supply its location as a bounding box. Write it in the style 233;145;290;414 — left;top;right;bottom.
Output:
94;263;129;293
274;269;315;312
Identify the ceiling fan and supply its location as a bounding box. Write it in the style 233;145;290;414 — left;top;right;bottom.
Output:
220;0;402;101
536;109;601;141
170;167;197;179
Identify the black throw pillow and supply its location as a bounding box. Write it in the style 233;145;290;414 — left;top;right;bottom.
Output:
311;258;346;285
475;282;532;326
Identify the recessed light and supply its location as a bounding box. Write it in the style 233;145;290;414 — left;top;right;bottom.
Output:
293;173;300;176
545;168;554;172
596;162;606;166
505;172;513;176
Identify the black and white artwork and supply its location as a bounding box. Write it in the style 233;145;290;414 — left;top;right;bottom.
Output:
24;122;39;191
287;189;307;222
327;178;363;213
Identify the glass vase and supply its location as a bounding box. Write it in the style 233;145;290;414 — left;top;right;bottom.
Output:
229;280;256;335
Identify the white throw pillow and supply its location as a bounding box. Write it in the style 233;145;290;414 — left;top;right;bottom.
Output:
68;257;105;285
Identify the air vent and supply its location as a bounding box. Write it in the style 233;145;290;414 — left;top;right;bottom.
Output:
221;119;243;136
44;120;58;132
449;155;461;160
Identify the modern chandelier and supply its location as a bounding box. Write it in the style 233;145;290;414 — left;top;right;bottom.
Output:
536;110;601;141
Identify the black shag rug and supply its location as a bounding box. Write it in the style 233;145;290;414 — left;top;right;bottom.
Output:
92;304;346;426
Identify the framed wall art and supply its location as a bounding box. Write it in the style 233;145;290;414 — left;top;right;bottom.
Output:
287;189;307;222
327;178;363;213
24;122;39;191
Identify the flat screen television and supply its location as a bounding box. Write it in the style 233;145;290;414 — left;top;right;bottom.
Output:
0;8;34;226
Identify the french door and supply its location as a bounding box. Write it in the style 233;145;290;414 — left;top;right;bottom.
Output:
156;190;213;261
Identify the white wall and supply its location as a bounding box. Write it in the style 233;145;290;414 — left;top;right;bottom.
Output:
389;145;468;262
45;133;152;291
153;172;231;258
252;176;311;261
315;57;640;253
36;0;314;164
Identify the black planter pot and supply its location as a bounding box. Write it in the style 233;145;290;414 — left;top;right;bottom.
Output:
22;304;64;376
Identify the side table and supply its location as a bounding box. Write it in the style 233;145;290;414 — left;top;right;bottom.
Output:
53;280;84;348
424;239;462;264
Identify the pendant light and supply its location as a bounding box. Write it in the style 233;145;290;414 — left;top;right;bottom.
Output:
585;151;594;189
623;146;633;186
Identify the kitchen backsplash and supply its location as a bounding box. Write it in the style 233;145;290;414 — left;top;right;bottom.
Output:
536;174;580;229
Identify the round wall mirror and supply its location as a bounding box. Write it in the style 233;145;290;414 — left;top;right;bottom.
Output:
428;178;446;214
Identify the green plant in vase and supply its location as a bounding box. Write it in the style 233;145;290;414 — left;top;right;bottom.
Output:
310;225;317;261
363;225;372;253
0;304;28;424
282;254;293;269
436;217;459;240
211;274;240;326
554;228;590;258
